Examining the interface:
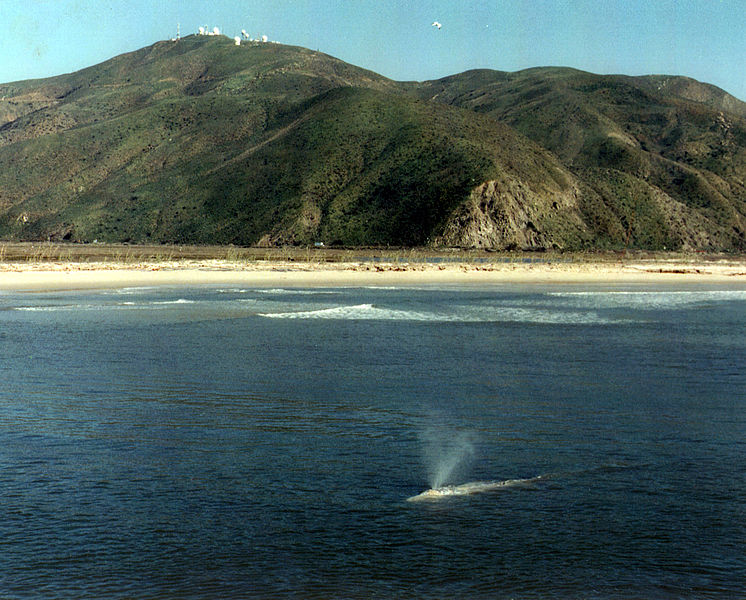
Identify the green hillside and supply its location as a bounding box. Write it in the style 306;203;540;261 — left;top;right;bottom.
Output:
1;35;744;250
416;67;746;250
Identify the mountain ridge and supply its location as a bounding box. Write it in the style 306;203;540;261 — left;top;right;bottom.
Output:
1;35;744;251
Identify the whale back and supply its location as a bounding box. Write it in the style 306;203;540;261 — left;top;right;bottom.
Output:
406;477;544;502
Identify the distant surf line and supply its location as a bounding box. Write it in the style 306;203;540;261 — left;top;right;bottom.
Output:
257;303;614;324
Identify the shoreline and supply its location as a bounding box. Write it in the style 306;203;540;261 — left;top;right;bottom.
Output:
1;257;745;291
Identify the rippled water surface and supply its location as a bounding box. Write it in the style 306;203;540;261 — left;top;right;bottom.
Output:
1;284;744;598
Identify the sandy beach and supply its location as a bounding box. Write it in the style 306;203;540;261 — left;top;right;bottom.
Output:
1;252;745;291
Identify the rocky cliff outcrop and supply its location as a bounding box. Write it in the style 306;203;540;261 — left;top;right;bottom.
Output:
436;177;589;250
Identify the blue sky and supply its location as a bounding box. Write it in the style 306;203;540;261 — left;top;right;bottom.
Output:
2;0;744;100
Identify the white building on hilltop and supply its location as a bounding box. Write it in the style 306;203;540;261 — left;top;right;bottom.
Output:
193;24;275;44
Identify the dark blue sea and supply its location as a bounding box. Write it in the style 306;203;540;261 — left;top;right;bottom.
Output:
1;283;744;599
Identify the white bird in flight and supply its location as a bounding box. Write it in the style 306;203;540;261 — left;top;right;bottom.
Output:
431;21;442;29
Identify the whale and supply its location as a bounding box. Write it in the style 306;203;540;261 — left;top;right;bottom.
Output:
406;476;544;502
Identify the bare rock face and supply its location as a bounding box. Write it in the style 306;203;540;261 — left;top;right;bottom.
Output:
436;176;589;250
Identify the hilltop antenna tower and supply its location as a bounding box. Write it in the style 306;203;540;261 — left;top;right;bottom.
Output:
177;22;181;41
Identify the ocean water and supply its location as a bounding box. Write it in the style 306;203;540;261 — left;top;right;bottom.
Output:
1;283;744;599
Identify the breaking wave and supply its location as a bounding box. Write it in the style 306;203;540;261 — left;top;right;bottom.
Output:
259;303;613;323
461;305;612;324
548;289;746;309
14;305;78;312
150;299;195;305
14;299;195;312
254;288;341;295
258;303;441;321
100;287;158;295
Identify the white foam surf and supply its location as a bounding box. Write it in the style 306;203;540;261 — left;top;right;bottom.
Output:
14;305;75;312
255;288;341;295
100;287;158;295
548;289;746;309
407;476;544;502
461;306;612;324
151;299;195;305
258;303;443;321
259;303;613;323
13;299;195;312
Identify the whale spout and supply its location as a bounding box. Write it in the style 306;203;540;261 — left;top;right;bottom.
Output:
406;477;544;502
